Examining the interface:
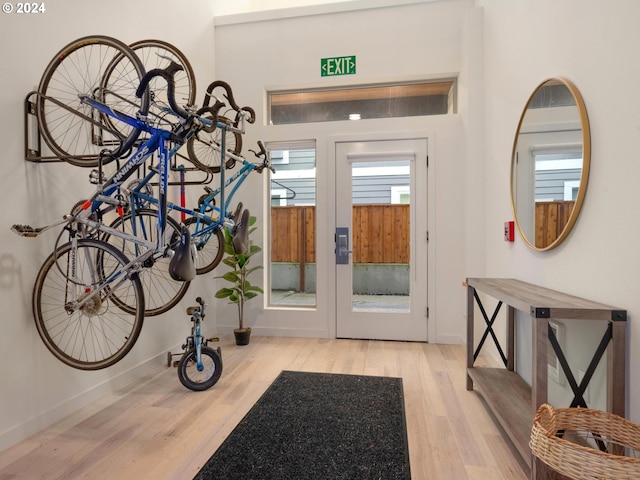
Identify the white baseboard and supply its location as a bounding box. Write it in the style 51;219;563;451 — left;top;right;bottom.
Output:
434;334;463;345
220;326;463;345
218;325;330;338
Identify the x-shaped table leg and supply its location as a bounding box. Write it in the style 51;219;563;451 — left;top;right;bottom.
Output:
473;290;507;367
548;322;613;452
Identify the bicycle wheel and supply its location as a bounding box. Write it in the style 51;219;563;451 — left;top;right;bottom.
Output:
103;208;190;316
186;116;242;173
177;346;223;391
129;40;196;129
37;35;150;167
32;238;145;370
184;216;225;274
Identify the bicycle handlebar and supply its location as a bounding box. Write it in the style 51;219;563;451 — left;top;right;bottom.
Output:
250;140;266;159
136;61;189;120
203;80;236;110
186;297;206;318
250;141;275;174
203;80;256;125
195;100;225;134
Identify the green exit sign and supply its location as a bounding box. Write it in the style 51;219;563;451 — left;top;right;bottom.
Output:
321;56;356;77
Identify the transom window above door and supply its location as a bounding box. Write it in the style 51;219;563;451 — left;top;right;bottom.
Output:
268;80;456;125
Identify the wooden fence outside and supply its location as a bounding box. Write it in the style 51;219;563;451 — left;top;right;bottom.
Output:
271;201;572;259
535;200;575;248
271;204;410;264
271;206;316;264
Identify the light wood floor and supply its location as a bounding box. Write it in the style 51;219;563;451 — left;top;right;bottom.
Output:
0;337;528;480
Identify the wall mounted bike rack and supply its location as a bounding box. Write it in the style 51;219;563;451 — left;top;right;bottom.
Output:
25;91;68;163
24;90;215;188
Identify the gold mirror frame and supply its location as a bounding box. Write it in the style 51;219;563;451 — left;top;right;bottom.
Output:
510;77;591;251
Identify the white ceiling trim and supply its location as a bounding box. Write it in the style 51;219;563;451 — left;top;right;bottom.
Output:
214;0;447;26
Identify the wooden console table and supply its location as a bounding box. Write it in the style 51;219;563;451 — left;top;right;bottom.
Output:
465;278;627;479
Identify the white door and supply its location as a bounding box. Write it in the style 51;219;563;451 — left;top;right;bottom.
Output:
335;139;428;341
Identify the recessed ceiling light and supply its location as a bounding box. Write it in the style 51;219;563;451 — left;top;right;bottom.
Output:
349;113;361;120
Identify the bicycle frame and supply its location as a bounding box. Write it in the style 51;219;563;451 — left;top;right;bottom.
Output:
79;95;175;248
44;97;178;313
187;156;259;235
131;152;255;223
106;126;262;265
80;95;251;241
193;311;205;370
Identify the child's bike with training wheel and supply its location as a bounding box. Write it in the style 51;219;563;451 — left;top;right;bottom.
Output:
168;297;223;391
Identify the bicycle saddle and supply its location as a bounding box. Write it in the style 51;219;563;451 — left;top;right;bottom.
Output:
232;208;250;255
169;225;196;282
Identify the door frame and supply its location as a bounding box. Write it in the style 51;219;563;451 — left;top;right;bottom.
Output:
327;131;436;342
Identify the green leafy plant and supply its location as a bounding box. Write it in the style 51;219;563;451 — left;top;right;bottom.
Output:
214;216;264;332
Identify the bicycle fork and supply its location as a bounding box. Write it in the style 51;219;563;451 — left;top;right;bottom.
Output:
194;320;204;371
63;236;148;314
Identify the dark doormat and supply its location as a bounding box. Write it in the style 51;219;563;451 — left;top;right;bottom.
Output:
194;370;411;479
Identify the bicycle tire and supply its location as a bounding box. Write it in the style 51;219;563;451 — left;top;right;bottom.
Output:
103;208;190;316
32;238;145;370
128;40;196;130
177;346;223;391
186;116;241;173
37;35;150;167
183;216;225;274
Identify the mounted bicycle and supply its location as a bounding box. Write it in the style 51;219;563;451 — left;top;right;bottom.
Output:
11;63;221;369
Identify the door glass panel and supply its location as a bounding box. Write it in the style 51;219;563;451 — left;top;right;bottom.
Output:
268;144;316;307
351;160;410;313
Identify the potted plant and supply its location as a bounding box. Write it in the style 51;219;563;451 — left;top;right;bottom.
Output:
214;214;263;345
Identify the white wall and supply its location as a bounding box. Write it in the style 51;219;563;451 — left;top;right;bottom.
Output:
0;0;217;451
3;0;639;455
212;0;475;343
478;0;640;423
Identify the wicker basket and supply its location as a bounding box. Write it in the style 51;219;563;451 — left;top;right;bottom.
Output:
530;403;640;480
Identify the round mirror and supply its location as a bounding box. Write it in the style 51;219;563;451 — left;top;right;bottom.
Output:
510;78;590;251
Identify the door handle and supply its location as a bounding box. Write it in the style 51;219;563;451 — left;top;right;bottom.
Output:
335;227;353;264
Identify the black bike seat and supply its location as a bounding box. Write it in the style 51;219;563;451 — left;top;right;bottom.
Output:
232;208;250;255
169;225;196;282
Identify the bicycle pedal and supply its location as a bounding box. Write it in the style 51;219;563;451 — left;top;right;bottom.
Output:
11;224;38;237
207;337;220;343
172;360;180;368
